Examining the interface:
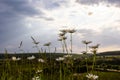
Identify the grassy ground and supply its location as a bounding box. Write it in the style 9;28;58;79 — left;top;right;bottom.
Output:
0;58;119;80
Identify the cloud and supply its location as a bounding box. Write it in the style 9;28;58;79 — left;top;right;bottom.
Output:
39;16;54;21
40;0;61;9
76;0;120;7
0;0;120;53
76;0;101;5
34;0;77;10
0;0;40;45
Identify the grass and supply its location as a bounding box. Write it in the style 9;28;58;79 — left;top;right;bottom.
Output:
0;54;119;80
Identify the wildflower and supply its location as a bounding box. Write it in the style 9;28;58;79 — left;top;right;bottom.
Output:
63;54;72;58
59;29;68;34
12;56;21;61
16;57;21;61
58;38;65;53
60;36;67;40
36;70;43;73
32;76;40;80
43;42;51;53
58;29;68;54
58;32;66;37
67;29;76;53
56;57;65;61
67;29;76;33
12;56;17;61
38;58;45;63
27;55;35;60
81;51;87;54
82;40;92;45
89;44;100;72
89;44;100;49
89;44;100;54
82;40;92;54
43;42;51;46
86;73;98;80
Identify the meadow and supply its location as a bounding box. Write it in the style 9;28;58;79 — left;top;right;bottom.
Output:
0;52;120;80
0;29;120;80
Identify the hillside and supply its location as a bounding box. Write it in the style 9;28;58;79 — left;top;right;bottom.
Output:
98;51;120;56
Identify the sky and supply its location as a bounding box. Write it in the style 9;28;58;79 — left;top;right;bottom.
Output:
0;0;120;53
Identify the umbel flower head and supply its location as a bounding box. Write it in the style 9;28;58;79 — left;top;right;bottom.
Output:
82;40;92;45
58;32;66;37
38;58;45;63
43;42;51;46
89;44;100;53
27;55;35;60
59;29;68;34
12;56;21;61
81;51;87;54
89;44;100;49
86;73;98;80
67;29;76;33
63;54;72;58
32;76;40;80
56;57;65;61
60;36;67;40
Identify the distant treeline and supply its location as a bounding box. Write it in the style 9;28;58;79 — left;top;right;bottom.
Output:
0;51;120;59
98;51;120;56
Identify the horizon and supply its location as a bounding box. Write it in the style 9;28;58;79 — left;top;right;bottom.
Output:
0;0;120;53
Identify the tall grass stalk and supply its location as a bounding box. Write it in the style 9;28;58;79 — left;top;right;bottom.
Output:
58;38;65;53
89;44;99;73
92;50;97;73
68;29;76;54
63;38;68;54
82;40;92;73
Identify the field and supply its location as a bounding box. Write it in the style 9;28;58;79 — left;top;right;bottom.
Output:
0;52;120;80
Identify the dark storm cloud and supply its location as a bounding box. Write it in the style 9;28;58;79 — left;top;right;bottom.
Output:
0;0;42;23
0;0;42;44
0;0;41;16
76;0;120;7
